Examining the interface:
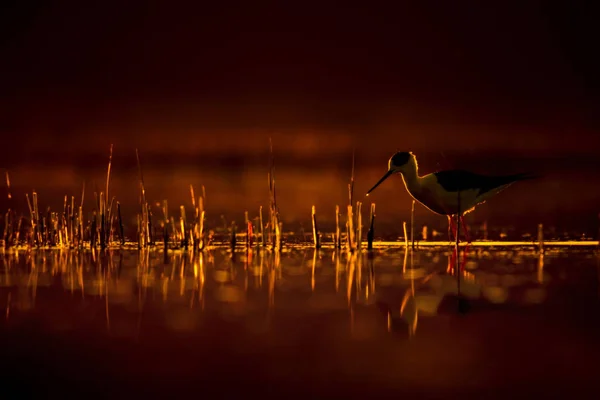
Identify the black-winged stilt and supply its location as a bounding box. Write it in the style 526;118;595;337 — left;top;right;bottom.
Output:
366;151;536;244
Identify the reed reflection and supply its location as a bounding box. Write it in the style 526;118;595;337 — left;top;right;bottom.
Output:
0;247;573;338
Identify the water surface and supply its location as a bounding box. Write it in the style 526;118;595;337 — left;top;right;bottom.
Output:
1;247;599;398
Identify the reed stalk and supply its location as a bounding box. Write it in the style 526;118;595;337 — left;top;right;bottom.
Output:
346;149;356;251
135;149;149;248
245;211;253;249
230;221;237;252
45;207;51;246
147;204;154;246
78;206;84;248
180;205;187;249
190;185;199;250
356;201;363;250
200;186;207;249
335;205;341;249
91;211;98;249
198;197;206;250
63;195;70;247
100;192;106;250
259;205;265;247
367;203;375;250
104;144;113;247
276;221;283;251
108;197;116;244
311;205;320;249
117;202;125;245
26;193;34;246
33;192;41;246
79;181;85;248
15;215;22;245
411;200;415;250
538;223;544;254
347;204;355;251
170;216;176;247
162;200;169;250
49;211;57;246
69;196;75;248
3;172;12;248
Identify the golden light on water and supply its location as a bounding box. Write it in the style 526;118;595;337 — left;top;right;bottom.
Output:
0;245;593;343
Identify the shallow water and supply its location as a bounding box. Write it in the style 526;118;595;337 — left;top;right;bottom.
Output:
1;247;599;398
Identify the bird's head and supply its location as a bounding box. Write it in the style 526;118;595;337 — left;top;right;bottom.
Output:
366;151;414;196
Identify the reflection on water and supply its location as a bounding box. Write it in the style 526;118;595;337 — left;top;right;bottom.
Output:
1;246;595;339
2;246;600;396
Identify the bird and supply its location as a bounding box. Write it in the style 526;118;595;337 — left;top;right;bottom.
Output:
366;151;536;244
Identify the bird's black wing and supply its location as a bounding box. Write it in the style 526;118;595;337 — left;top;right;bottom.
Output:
433;170;534;195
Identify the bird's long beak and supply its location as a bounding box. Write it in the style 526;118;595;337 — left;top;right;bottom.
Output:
366;170;394;196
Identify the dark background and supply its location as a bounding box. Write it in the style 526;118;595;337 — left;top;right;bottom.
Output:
0;1;598;237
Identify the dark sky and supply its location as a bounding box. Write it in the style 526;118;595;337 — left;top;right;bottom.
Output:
0;0;597;163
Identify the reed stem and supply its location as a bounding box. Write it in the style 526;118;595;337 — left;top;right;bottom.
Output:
356;201;363;250
411;200;415;250
538;223;544;254
245;211;253;249
180;205;187;249
198;197;205;250
347;204;355;251
117;202;125;245
230;221;237;252
335;205;341;249
367;203;375;250
311;205;320;249
259;206;265;248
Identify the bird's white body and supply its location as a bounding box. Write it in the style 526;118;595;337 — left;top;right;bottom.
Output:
399;168;511;216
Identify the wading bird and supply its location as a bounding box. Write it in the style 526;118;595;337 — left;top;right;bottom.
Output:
366;151;535;244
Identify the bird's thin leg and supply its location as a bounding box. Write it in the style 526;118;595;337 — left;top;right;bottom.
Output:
460;215;472;244
457;216;471;272
459;216;472;266
447;215;457;242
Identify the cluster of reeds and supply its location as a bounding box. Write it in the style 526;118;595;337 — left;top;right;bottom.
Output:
2;187;124;250
3;143;386;251
2;146;125;249
310;151;377;251
226;139;283;254
156;185;211;253
0;141;291;252
224;140;286;255
137;147;217;253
